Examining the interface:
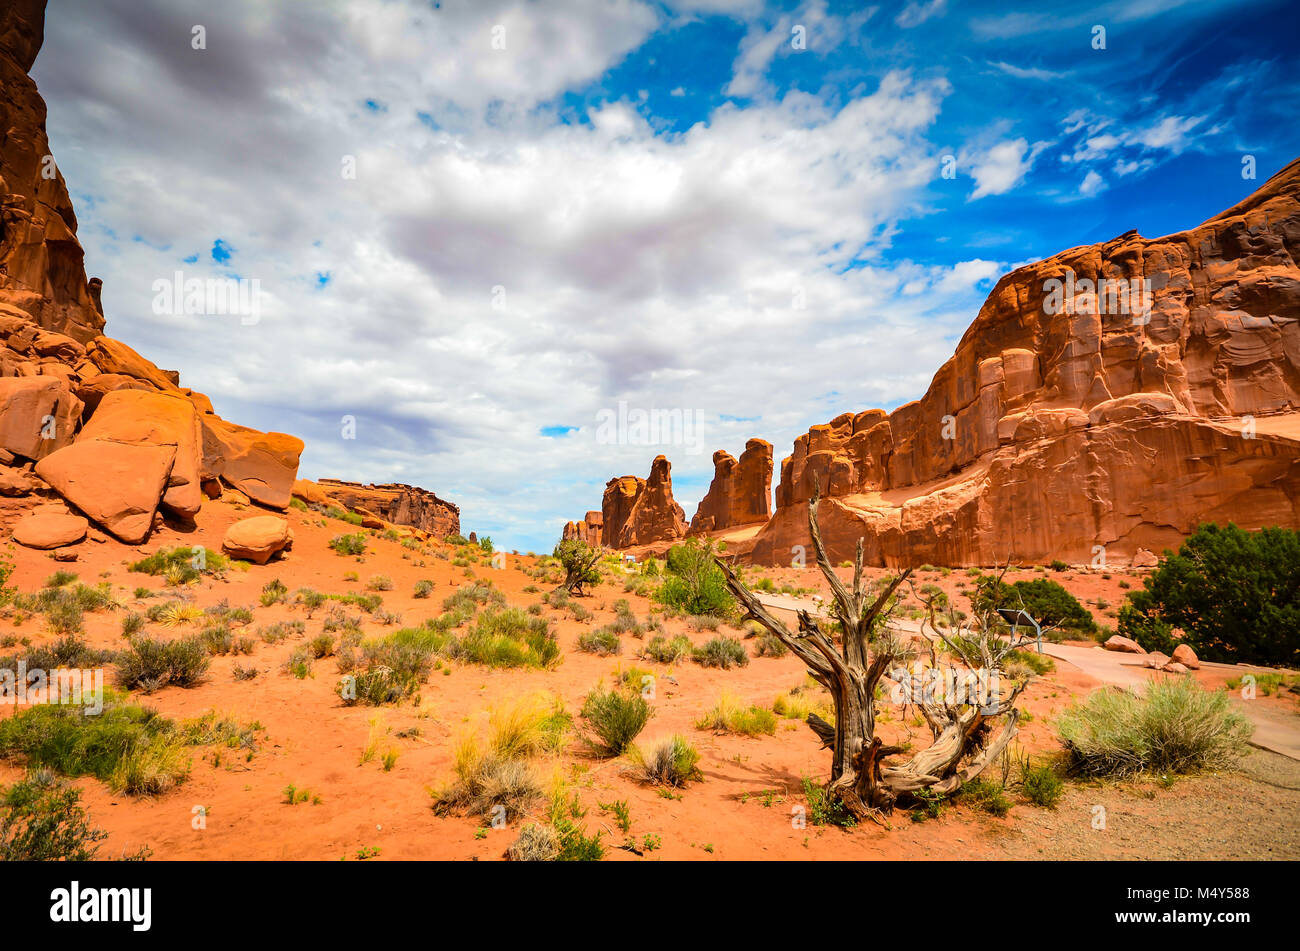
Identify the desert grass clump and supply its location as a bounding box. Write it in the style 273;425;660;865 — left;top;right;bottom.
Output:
506;822;559;861
628;734;702;787
367;574;394;592
260;578;289;607
447;607;560;670
576;626;621;656
692;636;748;669
431;735;543;822
0;698;191;796
1057;679;1253;777
115;636;210;692
579;686;651;757
413;579;435;599
753;631;790;658
695;692;777;736
488;694;572;758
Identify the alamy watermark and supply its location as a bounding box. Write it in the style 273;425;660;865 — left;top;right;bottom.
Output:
1;663;104;714
595;401;705;455
152;271;261;325
1042;269;1154;324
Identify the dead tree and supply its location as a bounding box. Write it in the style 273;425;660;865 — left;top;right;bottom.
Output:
716;493;1025;818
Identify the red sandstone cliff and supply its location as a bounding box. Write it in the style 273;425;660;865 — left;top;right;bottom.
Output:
688;438;772;535
306;478;461;538
749;158;1300;566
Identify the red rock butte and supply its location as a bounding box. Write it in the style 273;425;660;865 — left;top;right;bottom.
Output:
568;157;1300;567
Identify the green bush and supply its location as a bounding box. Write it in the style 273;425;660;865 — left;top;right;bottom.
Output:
1117;523;1300;666
1058;678;1253;777
129;546;228;582
656;539;737;619
0;771;109;861
1021;763;1064;808
643;635;693;664
971;575;1095;637
329;533;368;556
553;538;601;594
449;608;560;669
629;734;702;787
580;686;651;757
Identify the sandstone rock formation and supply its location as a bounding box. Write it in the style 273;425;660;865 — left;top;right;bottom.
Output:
562;511;603;546
222;515;294;565
588;455;687;549
748;158;1300;567
308;479;461;538
688;438;772;535
0;1;305;545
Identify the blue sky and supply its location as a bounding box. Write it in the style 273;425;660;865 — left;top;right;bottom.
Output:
32;0;1300;552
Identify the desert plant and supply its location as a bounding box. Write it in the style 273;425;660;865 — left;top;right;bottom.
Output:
576;627;621;656
695;692;777;736
554;538;601;595
692;636;748;669
629;734;702;787
1117;523;1299;666
657;538;736;619
642;634;693;664
1058;679;1252;777
0;770;108;861
580;686;651;757
329;533;367;556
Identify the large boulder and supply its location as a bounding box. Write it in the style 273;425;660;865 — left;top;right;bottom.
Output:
12;508;87;549
222;515;293;564
75;389;204;519
1103;635;1147;654
201;416;303;510
0;376;82;460
34;440;175;543
1171;643;1200;670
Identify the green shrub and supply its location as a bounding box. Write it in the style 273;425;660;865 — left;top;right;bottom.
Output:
116;636;210;692
956;778;1011;816
129;546;228;582
1021;763;1064;808
576;627;621;656
449;608;560;669
260;578;288;606
1117;523;1299;666
580;686;651;756
971;575;1095;637
695;693;776;736
413;579;435;599
643;634;693;664
1058;679;1253;777
329;533;367;556
692;636;748;669
753;631;789;657
656;539;736;619
553;538;601;594
0;770;109;861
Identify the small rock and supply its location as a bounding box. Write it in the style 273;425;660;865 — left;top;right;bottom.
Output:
1103;635;1147;654
1144;651;1170;669
1132;548;1160;568
1163;662;1188;674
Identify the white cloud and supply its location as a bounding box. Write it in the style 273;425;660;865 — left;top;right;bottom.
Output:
895;0;947;29
989;61;1063;81
34;1;987;551
964;137;1050;200
1079;169;1107;197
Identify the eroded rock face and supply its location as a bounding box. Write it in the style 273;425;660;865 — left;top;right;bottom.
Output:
689;438;772;535
312;479;461;538
0;1;306;545
750;158;1300;567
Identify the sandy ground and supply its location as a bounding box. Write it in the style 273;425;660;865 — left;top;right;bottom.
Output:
1;496;1296;861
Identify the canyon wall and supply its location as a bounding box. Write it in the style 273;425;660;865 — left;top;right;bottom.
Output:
749;157;1300;566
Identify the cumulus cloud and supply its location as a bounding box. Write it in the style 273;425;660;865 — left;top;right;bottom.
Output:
964;138;1050;200
33;0;1000;551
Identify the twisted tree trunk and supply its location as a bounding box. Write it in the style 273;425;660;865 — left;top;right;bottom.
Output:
716;493;1024;818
